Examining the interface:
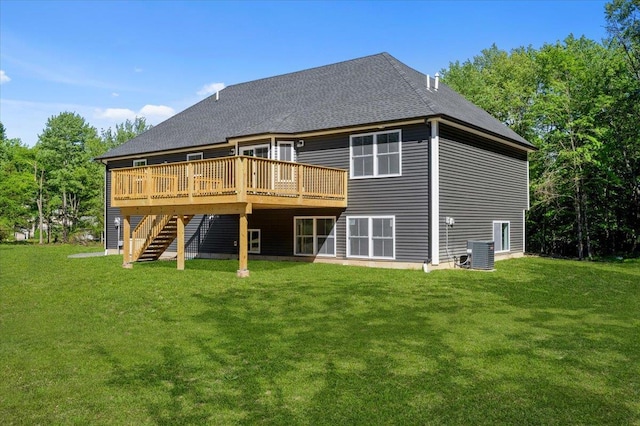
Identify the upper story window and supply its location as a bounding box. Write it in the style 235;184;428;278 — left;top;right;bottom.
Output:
278;142;294;162
132;159;147;167
350;130;401;179
187;152;203;161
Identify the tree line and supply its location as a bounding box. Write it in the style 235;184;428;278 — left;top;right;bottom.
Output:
1;0;638;259
442;0;639;258
0;116;150;243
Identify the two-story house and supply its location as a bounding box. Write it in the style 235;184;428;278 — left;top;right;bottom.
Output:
97;53;536;276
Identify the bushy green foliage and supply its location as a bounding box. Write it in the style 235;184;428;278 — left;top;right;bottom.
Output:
443;2;640;258
0;115;151;245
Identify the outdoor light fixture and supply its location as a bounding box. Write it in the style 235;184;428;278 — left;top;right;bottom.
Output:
296;140;304;148
229;148;236;155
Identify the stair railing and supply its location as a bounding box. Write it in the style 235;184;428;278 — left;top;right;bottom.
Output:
131;214;173;261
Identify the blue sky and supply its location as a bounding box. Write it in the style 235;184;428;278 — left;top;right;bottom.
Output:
1;0;608;146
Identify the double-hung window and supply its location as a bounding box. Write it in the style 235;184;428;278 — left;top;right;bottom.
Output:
350;130;401;178
493;221;510;252
347;216;395;259
294;217;336;257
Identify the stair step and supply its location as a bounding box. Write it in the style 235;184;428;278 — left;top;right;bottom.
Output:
134;214;196;262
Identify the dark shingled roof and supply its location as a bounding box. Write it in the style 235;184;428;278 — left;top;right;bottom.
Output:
98;53;533;160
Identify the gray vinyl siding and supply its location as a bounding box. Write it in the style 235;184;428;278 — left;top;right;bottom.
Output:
438;124;528;262
298;123;430;262
189;214;239;255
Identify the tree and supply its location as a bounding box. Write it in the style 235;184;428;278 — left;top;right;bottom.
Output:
606;0;640;81
443;33;639;258
36;113;101;243
0;122;36;242
441;44;539;142
99;117;151;154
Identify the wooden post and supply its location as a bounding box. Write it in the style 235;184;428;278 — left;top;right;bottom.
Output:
187;162;194;203
177;214;185;270
145;167;152;200
298;164;304;202
237;212;249;277
343;168;348;203
122;215;132;268
235;156;246;202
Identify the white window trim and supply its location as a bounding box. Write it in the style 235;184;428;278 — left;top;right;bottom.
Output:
349;129;402;179
346;215;396;260
276;141;296;183
248;229;261;254
132;159;147;167
240;144;271;158
187;152;203;161
493;220;511;253
293;216;337;257
276;141;295;162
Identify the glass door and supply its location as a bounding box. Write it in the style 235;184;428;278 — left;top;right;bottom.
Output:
240;145;271;192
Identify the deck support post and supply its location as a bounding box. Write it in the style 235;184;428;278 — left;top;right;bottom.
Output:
177;214;185;270
122;215;132;268
237;212;249;277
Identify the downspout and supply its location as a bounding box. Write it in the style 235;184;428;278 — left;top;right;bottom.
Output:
428;119;440;265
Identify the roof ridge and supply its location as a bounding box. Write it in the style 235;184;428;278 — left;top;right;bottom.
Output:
224;52;389;91
381;53;438;115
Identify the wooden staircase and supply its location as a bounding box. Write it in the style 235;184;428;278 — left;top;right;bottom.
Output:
132;214;194;262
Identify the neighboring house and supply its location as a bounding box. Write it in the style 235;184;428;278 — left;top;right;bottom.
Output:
97;53;536;276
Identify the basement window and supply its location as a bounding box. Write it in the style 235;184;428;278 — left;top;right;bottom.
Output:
248;229;261;254
347;216;395;259
294;217;336;257
493;221;510;252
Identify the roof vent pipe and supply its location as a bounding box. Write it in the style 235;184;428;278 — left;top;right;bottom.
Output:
215;91;220;101
426;74;431;91
435;72;440;91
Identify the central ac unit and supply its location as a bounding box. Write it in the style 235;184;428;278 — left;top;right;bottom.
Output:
466;240;495;270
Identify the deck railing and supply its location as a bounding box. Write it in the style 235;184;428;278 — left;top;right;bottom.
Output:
111;156;347;207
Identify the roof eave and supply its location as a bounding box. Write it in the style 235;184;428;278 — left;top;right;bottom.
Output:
429;115;537;152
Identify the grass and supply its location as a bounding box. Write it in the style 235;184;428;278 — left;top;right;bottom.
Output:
1;244;639;425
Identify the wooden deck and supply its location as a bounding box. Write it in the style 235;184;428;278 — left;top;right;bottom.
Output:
112;156;348;276
111;156;348;211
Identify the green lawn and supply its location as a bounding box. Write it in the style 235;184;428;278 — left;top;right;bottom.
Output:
1;244;639;425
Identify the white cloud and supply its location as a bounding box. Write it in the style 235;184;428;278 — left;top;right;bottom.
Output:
95;108;137;121
111;92;120;97
0;70;11;84
197;82;225;96
94;104;175;123
139;104;175;120
134;67;143;73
